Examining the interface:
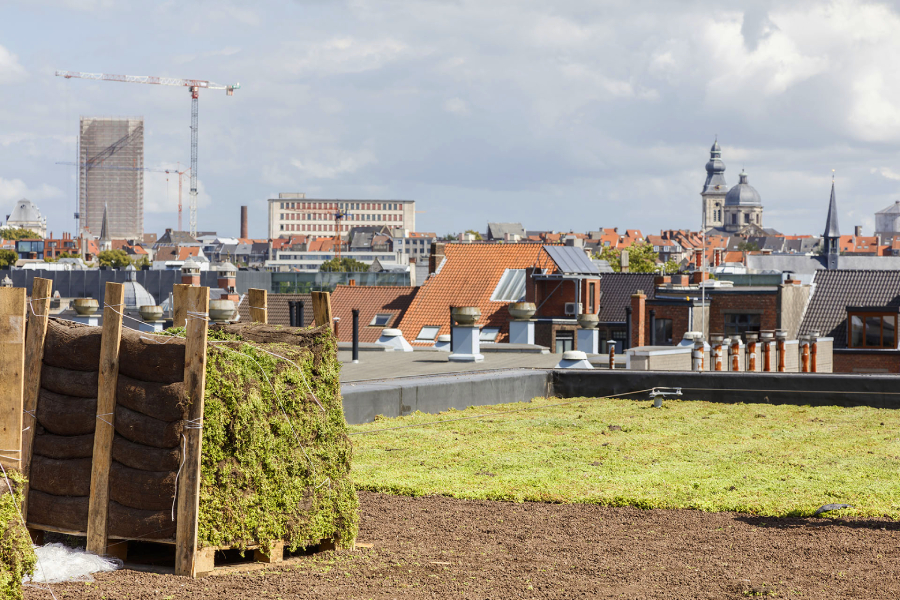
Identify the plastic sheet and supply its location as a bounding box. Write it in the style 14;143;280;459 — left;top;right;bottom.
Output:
24;543;122;584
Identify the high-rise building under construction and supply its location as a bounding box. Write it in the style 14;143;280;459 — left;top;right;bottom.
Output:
79;117;144;240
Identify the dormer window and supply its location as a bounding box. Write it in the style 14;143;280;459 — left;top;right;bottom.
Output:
847;307;899;348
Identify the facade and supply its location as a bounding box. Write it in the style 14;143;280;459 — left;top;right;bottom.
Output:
4;198;47;237
268;193;416;239
79;117;144;240
393;230;438;261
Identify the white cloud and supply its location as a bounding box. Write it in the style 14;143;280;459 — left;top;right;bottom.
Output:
174;46;242;65
290;150;377;179
0;45;26;84
282;37;409;76
0;178;63;205
443;98;470;116
143;170;213;218
873;167;900;182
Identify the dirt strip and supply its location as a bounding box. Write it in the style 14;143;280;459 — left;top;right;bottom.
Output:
26;491;900;599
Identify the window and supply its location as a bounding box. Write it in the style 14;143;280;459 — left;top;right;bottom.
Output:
848;311;897;348
369;314;393;327
490;269;526;302
417;326;440;341
555;330;574;354
480;327;500;342
588;283;596;312
724;313;761;337
654;318;673;345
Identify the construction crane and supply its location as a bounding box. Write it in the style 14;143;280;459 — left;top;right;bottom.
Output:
333;207;352;261
56;161;191;231
56;70;239;237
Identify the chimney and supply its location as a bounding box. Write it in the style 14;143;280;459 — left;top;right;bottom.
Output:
181;259;201;286
429;241;447;274
630;291;646;348
240;206;248;239
620;249;629;273
714;248;722;267
855;225;862;237
694;248;703;268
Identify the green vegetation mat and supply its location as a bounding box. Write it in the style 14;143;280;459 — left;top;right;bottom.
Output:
196;326;358;552
0;470;35;600
350;397;900;518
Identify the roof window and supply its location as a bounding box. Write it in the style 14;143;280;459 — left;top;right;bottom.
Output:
479;327;500;342
416;326;440;341
490;269;526;302
369;313;393;327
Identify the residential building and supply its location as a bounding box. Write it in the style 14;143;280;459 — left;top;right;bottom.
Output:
268;193;416;239
486;223;525;241
392;230;438;262
330;284;418;343
799;270;900;373
79;117;144;239
43;232;80;260
875;200;900;244
152;246;209;270
4;198;47;237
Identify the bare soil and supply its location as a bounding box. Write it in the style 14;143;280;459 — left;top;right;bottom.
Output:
26;491;900;599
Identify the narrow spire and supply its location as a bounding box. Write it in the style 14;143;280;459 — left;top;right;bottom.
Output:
824;178;840;238
99;203;111;243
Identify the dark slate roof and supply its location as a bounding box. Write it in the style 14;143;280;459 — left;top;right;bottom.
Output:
824;181;840;238
598;273;656;323
799;270;900;346
544;245;599;275
486;222;525;240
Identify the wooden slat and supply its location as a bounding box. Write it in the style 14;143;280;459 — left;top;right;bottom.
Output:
311;291;333;330
20;277;52;519
173;284;190;329
175;285;210;577
248;288;267;324
86;282;125;555
0;287;26;472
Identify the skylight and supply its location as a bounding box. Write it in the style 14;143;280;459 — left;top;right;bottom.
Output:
369;313;393;327
490;269;526;302
416;326;440;341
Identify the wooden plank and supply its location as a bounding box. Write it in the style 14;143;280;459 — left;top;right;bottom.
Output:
20;277;52;519
0;287;26;472
86;282;125;556
248;288;267;324
311;291;333;330
253;541;284;564
175;285;210;577
194;547;215;575
172;284;190;329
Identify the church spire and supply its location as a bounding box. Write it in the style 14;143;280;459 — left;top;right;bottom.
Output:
824;175;840;270
99;204;112;251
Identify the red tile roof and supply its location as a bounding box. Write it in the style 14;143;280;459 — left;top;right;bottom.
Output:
330;285;418;343
396;243;552;345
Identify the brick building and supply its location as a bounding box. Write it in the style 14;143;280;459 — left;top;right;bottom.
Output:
799;270;900;373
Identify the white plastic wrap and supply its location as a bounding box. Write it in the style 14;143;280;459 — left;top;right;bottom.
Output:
25;543;122;584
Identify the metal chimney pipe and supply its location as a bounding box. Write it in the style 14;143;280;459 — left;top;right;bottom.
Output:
288;301;297;327
624;306;632;350
298;301;305;328
649;309;657;346
351;309;360;363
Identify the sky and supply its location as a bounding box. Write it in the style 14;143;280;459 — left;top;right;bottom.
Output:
3;0;900;240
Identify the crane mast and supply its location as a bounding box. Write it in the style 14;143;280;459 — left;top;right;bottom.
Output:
56;70;238;237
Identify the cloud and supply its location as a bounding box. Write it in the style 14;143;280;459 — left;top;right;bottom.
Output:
281;37;409;76
443;98;470;116
0;45;26;84
290;149;378;179
0;178;63;206
174;46;242;65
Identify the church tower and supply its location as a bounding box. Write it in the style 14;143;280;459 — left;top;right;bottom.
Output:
823;177;840;270
701;139;727;230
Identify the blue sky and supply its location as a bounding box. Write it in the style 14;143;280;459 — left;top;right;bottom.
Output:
3;0;900;239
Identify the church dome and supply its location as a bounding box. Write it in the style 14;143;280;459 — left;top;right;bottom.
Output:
725;170;761;206
8;198;43;223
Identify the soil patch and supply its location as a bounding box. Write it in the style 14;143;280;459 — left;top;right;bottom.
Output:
28;491;900;599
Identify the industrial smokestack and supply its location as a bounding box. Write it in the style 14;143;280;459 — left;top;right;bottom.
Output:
240;205;248;239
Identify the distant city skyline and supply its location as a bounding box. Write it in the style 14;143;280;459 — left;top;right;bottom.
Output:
3;1;900;239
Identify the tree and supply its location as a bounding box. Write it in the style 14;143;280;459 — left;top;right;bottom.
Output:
0;227;40;241
464;229;483;241
319;256;369;272
97;249;132;268
0;249;17;269
43;251;79;263
133;255;151;269
595;242;678;274
736;240;760;252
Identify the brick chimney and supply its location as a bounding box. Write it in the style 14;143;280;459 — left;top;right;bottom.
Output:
631;291;646;348
429;241;447;274
181;258;201;286
240;206;248;239
714;248;722;267
694;248;703;268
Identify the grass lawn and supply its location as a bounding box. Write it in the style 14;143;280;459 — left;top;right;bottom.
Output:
349;397;900;518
